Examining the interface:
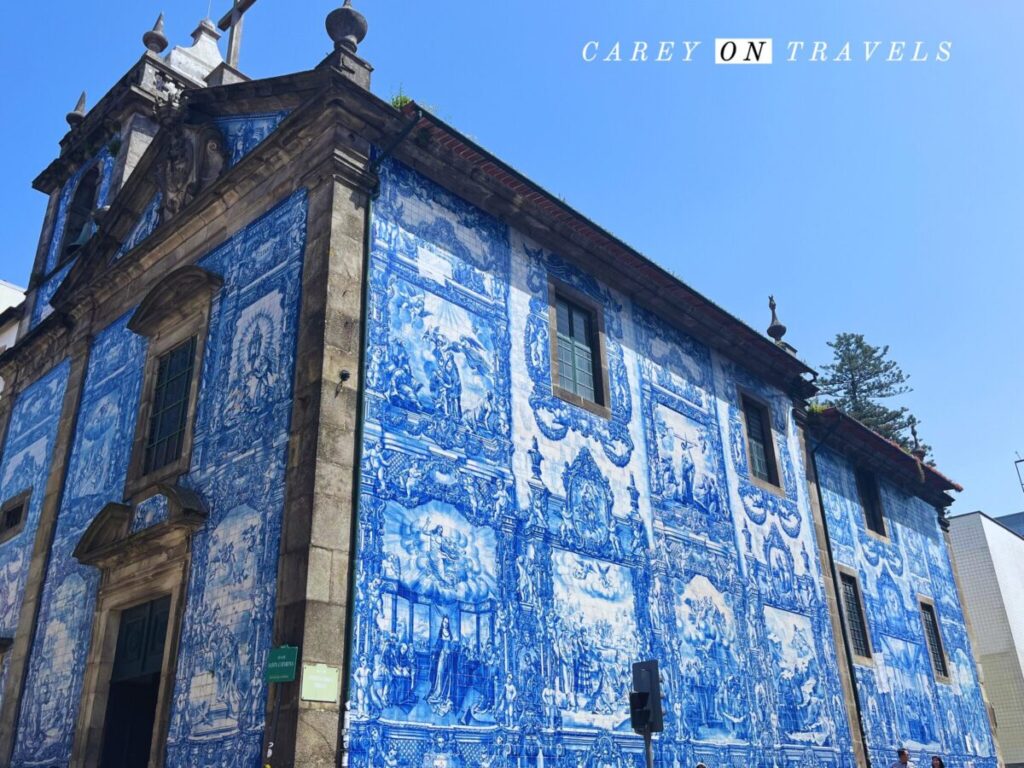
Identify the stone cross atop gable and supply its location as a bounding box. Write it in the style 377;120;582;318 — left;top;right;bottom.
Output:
217;0;257;69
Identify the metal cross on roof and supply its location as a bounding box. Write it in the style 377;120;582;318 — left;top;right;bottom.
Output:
217;0;257;69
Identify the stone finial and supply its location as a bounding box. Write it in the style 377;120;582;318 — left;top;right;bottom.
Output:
767;295;787;344
144;13;169;53
326;0;368;54
66;92;87;128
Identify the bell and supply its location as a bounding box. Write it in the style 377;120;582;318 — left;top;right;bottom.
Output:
64;219;97;257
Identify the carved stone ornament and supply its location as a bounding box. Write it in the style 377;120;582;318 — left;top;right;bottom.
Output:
73;483;208;568
156;121;228;222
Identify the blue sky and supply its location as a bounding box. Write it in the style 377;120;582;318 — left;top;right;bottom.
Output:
1;2;1021;517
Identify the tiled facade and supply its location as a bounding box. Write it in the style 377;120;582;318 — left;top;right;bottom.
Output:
13;315;148;764
0;362;69;711
817;448;998;767
9;189;307;767
343;157;856;767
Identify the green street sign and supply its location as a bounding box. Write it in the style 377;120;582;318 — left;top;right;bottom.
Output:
266;645;298;683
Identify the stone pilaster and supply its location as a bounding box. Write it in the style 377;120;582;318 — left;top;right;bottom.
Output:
0;390;13;466
110;113;160;194
263;142;373;767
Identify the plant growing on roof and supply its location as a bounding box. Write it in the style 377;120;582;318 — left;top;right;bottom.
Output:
816;332;931;458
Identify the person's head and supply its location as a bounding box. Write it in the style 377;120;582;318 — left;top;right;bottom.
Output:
696;763;708;768
931;757;945;768
897;749;910;764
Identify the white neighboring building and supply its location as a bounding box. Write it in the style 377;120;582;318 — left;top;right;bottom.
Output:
949;511;1024;768
0;280;23;347
0;280;25;396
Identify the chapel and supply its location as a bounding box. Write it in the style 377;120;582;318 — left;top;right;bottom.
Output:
0;5;1002;768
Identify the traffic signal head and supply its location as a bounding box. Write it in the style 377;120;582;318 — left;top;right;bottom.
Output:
630;660;664;733
629;691;650;731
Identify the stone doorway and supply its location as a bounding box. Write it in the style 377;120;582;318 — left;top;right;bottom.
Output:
99;595;171;768
70;484;207;768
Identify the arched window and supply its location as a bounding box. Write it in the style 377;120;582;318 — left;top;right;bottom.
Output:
59;166;100;264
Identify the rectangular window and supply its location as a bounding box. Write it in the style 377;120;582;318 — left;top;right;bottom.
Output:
143;336;197;475
840;572;872;659
2;504;23;534
555;294;601;406
741;395;779;486
920;601;949;679
0;492;29;544
855;467;886;537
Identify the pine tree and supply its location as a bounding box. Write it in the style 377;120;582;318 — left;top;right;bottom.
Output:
817;333;929;456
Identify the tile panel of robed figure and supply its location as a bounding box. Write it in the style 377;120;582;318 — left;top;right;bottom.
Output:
0;362;70;711
344;157;855;767
816;448;997;767
11;191;307;768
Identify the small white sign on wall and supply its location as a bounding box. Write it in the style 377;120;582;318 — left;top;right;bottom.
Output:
300;663;340;703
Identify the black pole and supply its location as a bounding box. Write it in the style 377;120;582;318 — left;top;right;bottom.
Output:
644;728;654;768
265;683;282;767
